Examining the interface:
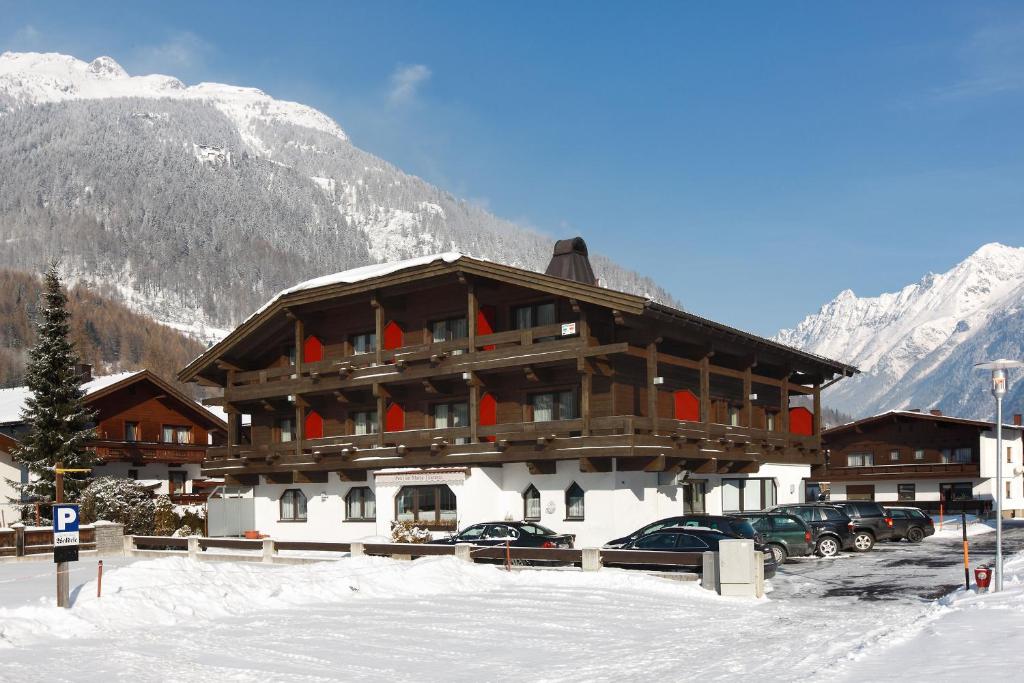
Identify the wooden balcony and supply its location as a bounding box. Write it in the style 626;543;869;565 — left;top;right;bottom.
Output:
221;325;625;404
204;415;821;479
824;462;980;481
91;440;207;465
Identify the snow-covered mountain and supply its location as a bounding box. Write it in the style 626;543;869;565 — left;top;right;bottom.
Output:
0;52;674;334
776;243;1024;420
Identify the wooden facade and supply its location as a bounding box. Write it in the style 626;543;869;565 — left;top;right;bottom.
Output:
180;254;856;485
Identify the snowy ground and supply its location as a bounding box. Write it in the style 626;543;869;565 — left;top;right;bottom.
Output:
0;525;1022;682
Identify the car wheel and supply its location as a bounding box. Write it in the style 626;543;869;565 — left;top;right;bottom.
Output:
816;536;840;558
769;544;788;565
906;527;925;543
853;532;875;552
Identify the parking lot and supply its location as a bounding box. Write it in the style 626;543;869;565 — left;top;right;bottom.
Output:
772;523;1024;602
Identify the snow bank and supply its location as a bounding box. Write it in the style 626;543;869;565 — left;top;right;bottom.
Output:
0;555;702;650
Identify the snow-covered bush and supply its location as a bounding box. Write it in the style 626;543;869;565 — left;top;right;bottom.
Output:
390;520;432;543
171;525;201;537
153;495;178;536
79;477;155;535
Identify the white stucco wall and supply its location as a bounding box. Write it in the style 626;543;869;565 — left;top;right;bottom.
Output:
93;462;203;495
241;458;813;546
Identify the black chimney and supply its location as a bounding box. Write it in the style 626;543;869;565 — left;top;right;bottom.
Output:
545;237;597;286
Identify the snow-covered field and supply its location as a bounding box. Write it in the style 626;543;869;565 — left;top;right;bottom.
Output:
0;532;1021;682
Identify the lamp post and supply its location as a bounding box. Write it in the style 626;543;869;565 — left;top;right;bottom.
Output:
975;359;1024;592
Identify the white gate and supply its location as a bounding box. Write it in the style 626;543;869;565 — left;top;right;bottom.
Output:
206;486;255;537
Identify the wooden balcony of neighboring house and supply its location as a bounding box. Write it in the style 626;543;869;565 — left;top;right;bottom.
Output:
203;413;822;479
168;492;210;505
823;461;981;481
220;323;626;404
90;439;207;465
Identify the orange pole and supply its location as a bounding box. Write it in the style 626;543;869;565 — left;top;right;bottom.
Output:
939;501;944;531
505;541;511;571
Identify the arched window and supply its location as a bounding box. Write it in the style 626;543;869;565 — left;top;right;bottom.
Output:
565;482;585;521
345;487;376;521
305;410;324;440
303;335;324;363
280;489;307;522
523;484;541;521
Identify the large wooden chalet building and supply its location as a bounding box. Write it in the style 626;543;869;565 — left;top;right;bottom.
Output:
819;409;1024;517
181;240;856;545
0;367;227;512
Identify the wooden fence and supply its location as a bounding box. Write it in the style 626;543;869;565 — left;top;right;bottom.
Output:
128;536;705;571
1;525;97;557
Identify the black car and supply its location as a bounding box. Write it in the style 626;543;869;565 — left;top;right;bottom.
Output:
829;501;896;550
770;503;857;557
616;526;777;579
603;515;760;548
884;506;935;543
431;521;575;548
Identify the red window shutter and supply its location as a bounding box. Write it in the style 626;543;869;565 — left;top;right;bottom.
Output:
385;402;405;432
383;321;403;351
303;335;324;364
479;392;497;442
477;305;497;351
305;410;324;440
673;390;700;422
789;407;814;436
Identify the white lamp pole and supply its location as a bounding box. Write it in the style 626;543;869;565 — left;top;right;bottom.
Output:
975;359;1024;592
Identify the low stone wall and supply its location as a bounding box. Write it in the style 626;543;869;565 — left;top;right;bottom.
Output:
93;521;125;555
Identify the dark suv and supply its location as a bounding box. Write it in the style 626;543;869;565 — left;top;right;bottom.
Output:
603;515;760;548
770;503;857;557
738;512;814;564
829;501;896;551
884;506;935;543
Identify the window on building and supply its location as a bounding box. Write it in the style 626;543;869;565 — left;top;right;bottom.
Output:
728;405;741;427
523;484;541;520
353;410;379;435
431;317;468;343
162;425;193;444
345;487;376;521
847;452;874;467
124;421;140;442
684;480;706;513
280;489;307;521
169;471;187;494
531;389;578;422
565;482;585;520
890;449;900;462
898;483;916;501
277;417;295;443
351;332;376;355
1008;446;1013;464
846;484;875;501
722;478;777;512
1007;481;1012;499
395;485;457;529
941;448;973;464
805;481;826;502
765;411;777;432
940;482;973;501
513;301;557;330
914;449;925;460
287;345;297;366
433;402;470;444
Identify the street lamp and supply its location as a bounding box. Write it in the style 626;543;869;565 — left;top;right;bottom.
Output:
975;359;1024;592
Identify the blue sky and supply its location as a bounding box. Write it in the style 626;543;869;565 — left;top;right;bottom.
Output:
3;1;1023;336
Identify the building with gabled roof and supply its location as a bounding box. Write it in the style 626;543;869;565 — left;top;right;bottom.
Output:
181;240;856;544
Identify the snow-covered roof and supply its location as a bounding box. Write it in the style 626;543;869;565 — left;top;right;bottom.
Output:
825;409;1024;435
248;252;465;322
0;371;141;425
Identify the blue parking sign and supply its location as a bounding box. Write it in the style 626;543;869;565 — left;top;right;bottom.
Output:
53;504;80;563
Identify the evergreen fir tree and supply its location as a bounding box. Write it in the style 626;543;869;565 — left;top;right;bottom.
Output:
5;262;97;513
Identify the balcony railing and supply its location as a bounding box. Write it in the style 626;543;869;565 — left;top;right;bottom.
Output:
92;440;207;464
825;462;980;480
206;415;819;464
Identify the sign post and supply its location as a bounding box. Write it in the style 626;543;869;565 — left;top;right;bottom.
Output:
53;503;80;608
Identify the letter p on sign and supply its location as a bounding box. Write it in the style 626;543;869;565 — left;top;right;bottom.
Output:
55;505;79;532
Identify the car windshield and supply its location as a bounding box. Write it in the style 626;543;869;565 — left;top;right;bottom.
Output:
729;520;757;539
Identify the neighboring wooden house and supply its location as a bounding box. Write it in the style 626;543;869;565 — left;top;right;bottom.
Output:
180;239;856;545
820;409;1024;516
0;432;21;526
0;367;227;506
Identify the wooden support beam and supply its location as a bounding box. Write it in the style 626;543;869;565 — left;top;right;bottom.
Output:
225;473;259;486
647;340;659;435
813;382;822;440
467;279;478;352
337;469;368;482
699;354;711;423
643;454;669;472
264;471;294;485
294;470;329;484
294;316;304;376
468;372;480;443
375;385;386;448
372;292;383;366
216;360;244;372
693;458;719;474
527;461;557;475
579;456;613;473
580;362;592;436
780;370;791;444
743;365;753;429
